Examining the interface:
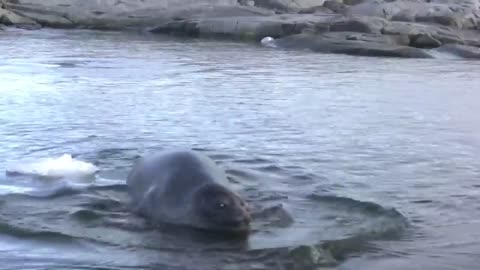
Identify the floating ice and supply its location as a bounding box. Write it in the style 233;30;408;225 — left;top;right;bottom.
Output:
6;154;98;180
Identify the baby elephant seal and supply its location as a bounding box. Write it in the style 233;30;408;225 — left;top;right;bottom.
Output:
126;149;251;234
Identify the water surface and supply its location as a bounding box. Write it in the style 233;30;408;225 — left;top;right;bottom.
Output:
1;27;480;270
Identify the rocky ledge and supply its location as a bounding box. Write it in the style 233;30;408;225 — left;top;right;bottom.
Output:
1;0;480;59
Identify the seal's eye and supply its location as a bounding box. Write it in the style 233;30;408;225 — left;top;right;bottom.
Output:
218;203;226;208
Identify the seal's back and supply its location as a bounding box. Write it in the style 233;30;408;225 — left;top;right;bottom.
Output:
126;149;230;223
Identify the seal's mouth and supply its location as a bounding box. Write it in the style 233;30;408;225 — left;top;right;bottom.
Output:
218;216;251;233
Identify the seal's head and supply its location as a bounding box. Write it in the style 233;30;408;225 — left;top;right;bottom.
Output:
192;183;251;234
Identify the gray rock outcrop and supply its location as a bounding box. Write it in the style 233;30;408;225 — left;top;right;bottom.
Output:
0;0;249;29
1;0;480;59
272;31;433;58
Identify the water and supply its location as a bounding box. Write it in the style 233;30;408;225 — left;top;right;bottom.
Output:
1;27;479;270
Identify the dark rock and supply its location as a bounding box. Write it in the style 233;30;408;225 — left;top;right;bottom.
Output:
251;0;292;12
345;0;404;19
273;32;433;58
410;34;442;48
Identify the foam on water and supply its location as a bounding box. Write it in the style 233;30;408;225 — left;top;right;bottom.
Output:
6;154;99;180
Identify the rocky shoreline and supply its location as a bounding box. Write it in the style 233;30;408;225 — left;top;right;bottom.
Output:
1;0;480;59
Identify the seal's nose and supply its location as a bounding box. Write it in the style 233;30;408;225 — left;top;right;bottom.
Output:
230;213;251;227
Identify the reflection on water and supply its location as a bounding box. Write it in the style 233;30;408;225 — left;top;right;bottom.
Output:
0;27;480;269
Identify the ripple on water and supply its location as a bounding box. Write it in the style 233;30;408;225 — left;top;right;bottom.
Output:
0;174;409;269
0;146;414;269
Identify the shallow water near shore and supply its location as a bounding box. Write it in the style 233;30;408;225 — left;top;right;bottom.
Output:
1;27;480;269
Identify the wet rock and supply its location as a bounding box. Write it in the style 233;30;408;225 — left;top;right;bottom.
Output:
435;43;480;59
0;7;41;29
273;31;433;58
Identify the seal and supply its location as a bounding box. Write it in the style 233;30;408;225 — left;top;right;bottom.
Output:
126;149;251;234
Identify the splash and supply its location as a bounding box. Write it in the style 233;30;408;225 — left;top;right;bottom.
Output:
5;154;98;180
0;184;34;195
427;48;463;60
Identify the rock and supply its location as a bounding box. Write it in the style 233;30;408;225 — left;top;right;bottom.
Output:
273;31;433;58
329;16;386;34
345;0;404;19
391;10;415;22
307;15;388;34
150;13;337;40
1;0;479;60
298;5;335;14
388;33;411;46
435;43;480;59
1;0;250;29
251;0;326;13
381;21;467;46
0;7;41;29
323;0;347;13
461;30;480;47
346;0;479;30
